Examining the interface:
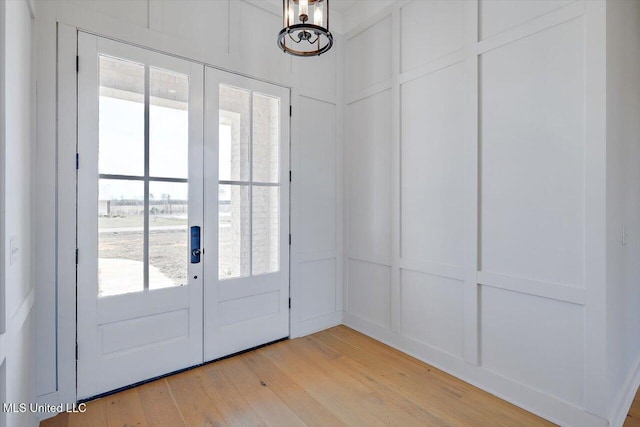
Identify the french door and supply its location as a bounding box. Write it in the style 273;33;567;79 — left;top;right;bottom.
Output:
76;33;289;399
203;68;290;361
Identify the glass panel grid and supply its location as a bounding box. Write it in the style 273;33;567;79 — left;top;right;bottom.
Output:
98;56;145;177
150;67;189;179
218;85;281;280
97;55;190;298
98;179;144;297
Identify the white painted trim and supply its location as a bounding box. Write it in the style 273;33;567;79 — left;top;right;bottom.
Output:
9;287;35;333
610;353;640;427
0;334;4;366
476;1;585;55
290;311;342;338
399;49;467;85
398;258;466;282
477;272;586;305
56;23;78;406
346;255;392;269
462;0;479;367
389;2;401;334
289;86;302;336
25;0;35;19
298;89;338;106
346;79;392;105
0;0;6;344
335;32;345;314
0;288;35;374
344;312;608;427
582;0;608;417
292;251;337;264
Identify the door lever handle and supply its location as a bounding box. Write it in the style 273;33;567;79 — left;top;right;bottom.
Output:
191;226;201;263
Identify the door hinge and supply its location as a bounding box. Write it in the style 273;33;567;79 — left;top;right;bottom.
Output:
289;234;291;246
75;342;78;361
288;298;291;309
76;153;79;170
289;170;292;182
76;55;79;73
75;248;79;264
289;105;292;117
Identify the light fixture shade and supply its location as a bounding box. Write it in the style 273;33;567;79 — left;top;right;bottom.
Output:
278;0;333;57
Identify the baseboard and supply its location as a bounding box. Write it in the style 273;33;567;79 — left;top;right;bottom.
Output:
610;352;640;427
290;311;343;338
36;391;60;421
343;312;608;427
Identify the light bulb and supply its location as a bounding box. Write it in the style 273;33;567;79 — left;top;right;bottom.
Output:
314;2;323;26
299;0;308;22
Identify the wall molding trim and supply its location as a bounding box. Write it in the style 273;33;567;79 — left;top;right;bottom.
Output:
477;271;586;305
10;287;35;337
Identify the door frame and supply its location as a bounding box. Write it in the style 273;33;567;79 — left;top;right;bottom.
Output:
56;25;292;404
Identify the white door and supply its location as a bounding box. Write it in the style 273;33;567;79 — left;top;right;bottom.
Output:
76;34;290;399
76;33;204;398
203;67;290;361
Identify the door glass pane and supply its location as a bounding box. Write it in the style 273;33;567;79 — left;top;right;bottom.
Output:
150;68;189;179
252;186;279;275
219;85;250;182
149;181;189;290
99;56;145;176
98;179;144;297
252;93;280;183
219;184;250;279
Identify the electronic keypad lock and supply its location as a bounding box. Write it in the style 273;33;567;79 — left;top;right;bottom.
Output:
191;226;201;263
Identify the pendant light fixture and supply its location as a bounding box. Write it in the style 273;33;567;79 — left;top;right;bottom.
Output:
277;0;333;56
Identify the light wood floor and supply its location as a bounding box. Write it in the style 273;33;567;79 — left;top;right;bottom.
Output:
41;326;554;427
624;387;640;426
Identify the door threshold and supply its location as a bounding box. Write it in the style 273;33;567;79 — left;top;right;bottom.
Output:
78;336;289;404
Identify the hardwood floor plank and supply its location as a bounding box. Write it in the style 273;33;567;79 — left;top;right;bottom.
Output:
259;342;384;427
68;398;108;427
199;360;268;426
215;357;308;427
137;379;185;426
261;338;426;426
240;350;348;427
103;388;149;427
40;412;69;427
290;336;452;426
164;369;229;427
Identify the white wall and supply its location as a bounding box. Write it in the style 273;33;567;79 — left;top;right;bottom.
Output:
1;0;38;426
344;1;609;426
34;0;343;408
606;1;640;426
